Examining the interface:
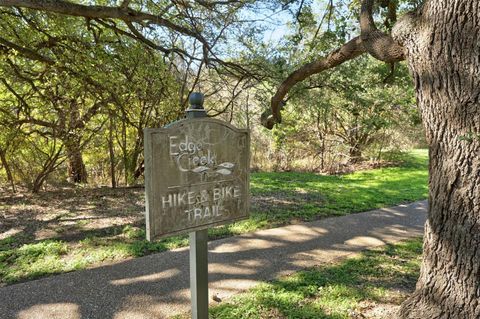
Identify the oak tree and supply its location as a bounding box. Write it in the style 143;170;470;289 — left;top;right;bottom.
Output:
267;1;480;317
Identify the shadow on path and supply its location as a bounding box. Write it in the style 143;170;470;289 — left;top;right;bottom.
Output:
0;201;427;319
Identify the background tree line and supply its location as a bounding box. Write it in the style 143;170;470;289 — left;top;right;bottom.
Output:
0;1;422;193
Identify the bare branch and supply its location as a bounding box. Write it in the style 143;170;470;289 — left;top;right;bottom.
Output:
126;21;166;51
360;0;404;63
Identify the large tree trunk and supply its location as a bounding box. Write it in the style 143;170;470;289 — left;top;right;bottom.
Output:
394;1;480;317
65;139;87;184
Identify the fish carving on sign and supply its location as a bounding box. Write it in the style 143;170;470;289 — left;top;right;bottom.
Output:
216;162;235;175
192;166;210;173
168;134;236;177
190;162;235;176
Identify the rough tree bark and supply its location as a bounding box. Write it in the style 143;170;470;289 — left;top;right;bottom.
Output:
392;1;480;317
269;0;479;317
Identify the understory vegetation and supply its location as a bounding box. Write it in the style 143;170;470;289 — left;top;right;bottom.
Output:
0;150;428;285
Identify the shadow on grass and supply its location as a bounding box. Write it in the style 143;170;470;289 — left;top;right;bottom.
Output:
250;166;428;220
208;239;423;319
0;230;191;285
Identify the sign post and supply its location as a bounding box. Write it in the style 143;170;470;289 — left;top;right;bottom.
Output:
189;229;209;319
144;92;250;319
186;93;209;319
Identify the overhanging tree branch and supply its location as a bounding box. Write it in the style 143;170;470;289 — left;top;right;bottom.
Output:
264;36;366;129
0;0;254;77
265;0;406;129
0;0;209;47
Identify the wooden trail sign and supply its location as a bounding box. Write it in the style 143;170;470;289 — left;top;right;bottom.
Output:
144;118;250;241
144;93;250;319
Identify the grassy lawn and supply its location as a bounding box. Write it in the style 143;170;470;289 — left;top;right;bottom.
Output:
176;238;423;319
0;149;428;285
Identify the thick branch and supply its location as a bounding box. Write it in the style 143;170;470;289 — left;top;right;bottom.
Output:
0;0;208;46
360;0;377;33
14;118;57;129
265;36;365;129
195;0;244;8
265;0;407;130
360;0;404;63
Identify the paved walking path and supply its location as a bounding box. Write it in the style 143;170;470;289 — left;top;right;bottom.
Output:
0;201;427;319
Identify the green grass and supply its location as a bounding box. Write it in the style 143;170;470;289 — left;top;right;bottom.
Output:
0;149;428;285
211;149;428;234
177;238;423;319
0;229;189;284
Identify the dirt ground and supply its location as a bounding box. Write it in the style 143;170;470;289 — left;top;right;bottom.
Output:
0;185;326;246
0;187;146;245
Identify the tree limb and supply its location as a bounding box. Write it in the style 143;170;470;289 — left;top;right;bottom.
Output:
0;77;31;109
264;36;366;129
14;117;57;129
360;0;404;63
265;0;406;129
0;35;54;63
0;0;209;47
